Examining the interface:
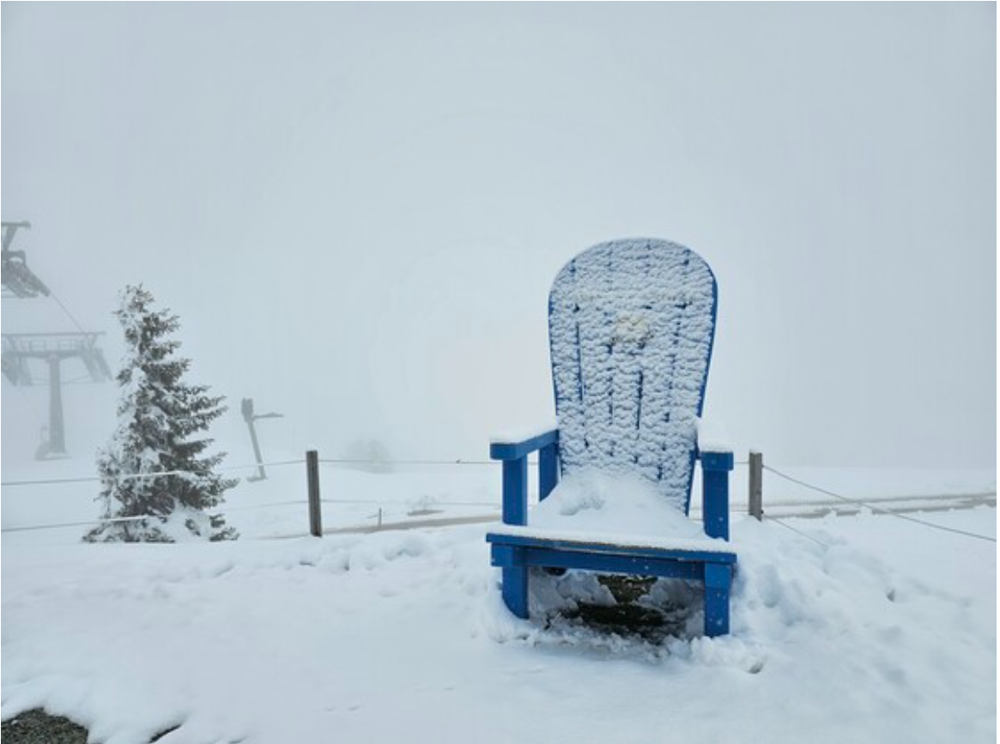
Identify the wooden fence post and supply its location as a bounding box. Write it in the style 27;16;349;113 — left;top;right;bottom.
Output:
307;450;322;537
749;450;763;521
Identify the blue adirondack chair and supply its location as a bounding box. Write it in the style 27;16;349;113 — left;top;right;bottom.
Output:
486;238;736;637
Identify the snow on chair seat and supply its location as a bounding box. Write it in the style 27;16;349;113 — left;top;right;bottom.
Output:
486;238;736;638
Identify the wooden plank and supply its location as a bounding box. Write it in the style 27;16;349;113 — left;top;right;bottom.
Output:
539;442;559;501
501;457;528;526
490;429;558;461
700;451;734;471
492;544;705;581
704;563;732;636
702;467;730;540
486;531;736;564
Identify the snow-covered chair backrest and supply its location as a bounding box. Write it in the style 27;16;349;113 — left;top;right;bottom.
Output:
548;238;718;515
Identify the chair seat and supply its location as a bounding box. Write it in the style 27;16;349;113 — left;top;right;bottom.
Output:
487;524;737;635
499;469;730;560
486;525;736;564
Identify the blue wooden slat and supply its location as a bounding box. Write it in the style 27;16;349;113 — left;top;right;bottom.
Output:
702;466;730;540
490;429;559;461
501;547;529;619
501;458;528;526
486;531;736;565
704;563;732;637
539;442;559;501
700;451;734;471
491;544;705;581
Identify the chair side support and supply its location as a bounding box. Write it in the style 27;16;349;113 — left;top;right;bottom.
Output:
700;450;734;540
491;429;560;619
491;429;560;523
501;458;528;526
538;441;559;501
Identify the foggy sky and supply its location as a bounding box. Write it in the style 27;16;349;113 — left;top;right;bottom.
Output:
2;3;996;468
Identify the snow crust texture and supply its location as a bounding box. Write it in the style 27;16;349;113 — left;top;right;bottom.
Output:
490;420;558;445
549;238;716;513
491;470;729;551
4;509;995;744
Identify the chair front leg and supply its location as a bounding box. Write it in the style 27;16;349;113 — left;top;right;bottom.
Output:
704;562;732;637
500;456;530;617
502;548;529;618
502;456;528;526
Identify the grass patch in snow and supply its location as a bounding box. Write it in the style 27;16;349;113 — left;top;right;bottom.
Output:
546;574;698;643
1;709;88;744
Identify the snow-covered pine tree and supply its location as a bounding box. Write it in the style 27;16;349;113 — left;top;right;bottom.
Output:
85;285;238;543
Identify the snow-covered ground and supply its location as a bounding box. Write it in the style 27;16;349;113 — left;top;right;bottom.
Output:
2;508;996;744
2;456;996;743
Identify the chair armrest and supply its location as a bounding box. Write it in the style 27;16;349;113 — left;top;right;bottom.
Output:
700;451;734;472
696;418;734;471
696;417;734;457
490;425;559;461
696;419;732;540
490;424;560;525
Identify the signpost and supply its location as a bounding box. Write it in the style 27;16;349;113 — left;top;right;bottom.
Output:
240;397;283;481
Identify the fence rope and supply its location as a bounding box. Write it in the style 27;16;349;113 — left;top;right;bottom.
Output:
318;458;498;466
4;454;754;489
3;514;184;534
763;514;829;548
1;457;509;487
0;496;323;533
13;455;987;542
1;459;303;487
2;475;102;487
762;464;996;544
318;498;498;507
